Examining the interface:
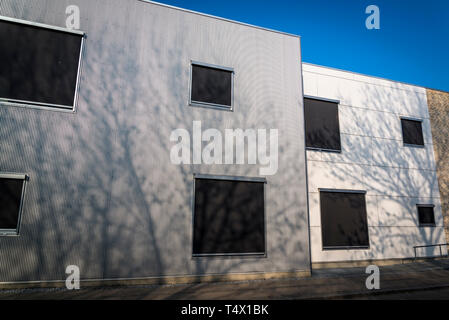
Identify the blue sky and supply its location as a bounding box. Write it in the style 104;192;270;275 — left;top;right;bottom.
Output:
155;0;449;92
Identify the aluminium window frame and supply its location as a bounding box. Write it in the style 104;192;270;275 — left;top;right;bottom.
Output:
400;116;425;148
416;204;436;227
0;172;29;236
0;15;86;113
189;61;235;112
191;173;267;258
303;95;342;153
318;188;370;251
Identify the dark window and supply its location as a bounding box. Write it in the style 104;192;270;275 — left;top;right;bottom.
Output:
401;119;424;146
191;64;233;108
0;19;83;108
193;177;265;255
320;191;369;249
417;205;435;226
304;98;341;151
0;177;26;233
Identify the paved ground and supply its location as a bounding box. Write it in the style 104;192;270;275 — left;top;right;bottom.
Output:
355;287;449;300
2;259;449;299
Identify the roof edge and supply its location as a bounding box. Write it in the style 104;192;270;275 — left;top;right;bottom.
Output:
137;0;301;39
302;62;449;94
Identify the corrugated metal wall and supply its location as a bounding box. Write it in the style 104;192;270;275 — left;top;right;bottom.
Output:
0;0;309;282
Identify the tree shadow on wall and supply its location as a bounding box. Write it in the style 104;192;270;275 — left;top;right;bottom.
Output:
0;11;308;288
308;81;446;262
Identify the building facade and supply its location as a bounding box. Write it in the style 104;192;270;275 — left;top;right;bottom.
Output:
426;89;449;244
0;0;447;286
0;0;311;284
303;63;446;266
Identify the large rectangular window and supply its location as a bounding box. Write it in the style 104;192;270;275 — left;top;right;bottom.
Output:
190;62;233;110
304;97;341;151
0;173;27;236
401;118;424;146
417;205;435;227
320;190;369;249
0;17;84;110
192;175;265;256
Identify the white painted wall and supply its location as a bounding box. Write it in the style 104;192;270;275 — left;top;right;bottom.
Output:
303;63;445;263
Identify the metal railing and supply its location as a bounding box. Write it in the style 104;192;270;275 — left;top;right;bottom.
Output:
413;243;449;260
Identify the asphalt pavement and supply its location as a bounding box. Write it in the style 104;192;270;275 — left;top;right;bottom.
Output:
1;259;449;299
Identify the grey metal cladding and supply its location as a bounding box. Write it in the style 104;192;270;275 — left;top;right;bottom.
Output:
0;0;308;282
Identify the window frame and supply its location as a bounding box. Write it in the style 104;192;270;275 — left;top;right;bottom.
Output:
189;61;234;112
319;188;370;250
416;204;436;227
400;116;425;148
0;15;85;112
191;173;267;257
0;172;29;236
303;95;342;153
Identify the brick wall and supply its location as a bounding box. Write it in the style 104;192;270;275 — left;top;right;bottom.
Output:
427;89;449;243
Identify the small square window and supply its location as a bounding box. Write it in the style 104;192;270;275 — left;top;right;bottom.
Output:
417;205;435;227
304;97;341;152
320;190;369;249
0;18;84;110
401;118;424;146
0;174;27;236
192;175;265;256
190;62;233;110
